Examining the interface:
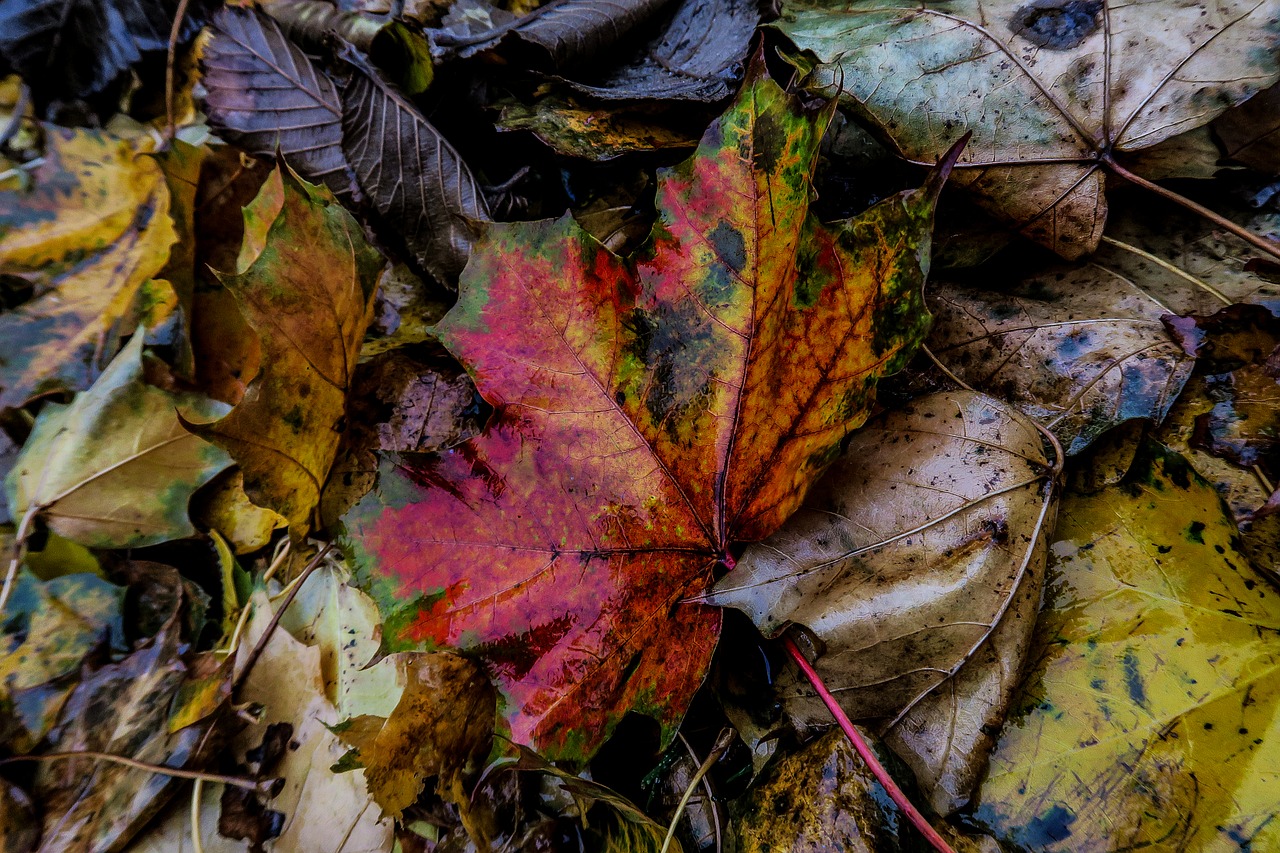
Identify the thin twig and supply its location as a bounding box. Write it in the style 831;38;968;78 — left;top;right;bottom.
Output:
0;751;270;793
191;778;206;853
1105;156;1280;263
921;345;976;393
782;637;957;853
231;542;333;699
165;0;194;141
661;729;734;853
1099;235;1233;306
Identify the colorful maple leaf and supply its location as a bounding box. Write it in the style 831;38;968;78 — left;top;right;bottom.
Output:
342;59;955;761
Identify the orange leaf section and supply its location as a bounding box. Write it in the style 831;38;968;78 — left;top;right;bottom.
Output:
344;60;948;761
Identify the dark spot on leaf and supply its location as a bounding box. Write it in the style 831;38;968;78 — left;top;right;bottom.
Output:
1010;0;1102;50
1186;521;1206;543
1123;648;1147;709
1022;804;1077;845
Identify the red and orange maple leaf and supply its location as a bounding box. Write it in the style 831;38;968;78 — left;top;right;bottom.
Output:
343;61;955;761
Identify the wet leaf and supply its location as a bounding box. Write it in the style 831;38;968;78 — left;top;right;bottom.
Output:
33;592;218;853
565;0;760;102
0;0;212;112
202;6;355;199
973;441;1280;851
337;653;495;819
429;0;672;68
497;96;698;160
340;53;490;286
1215;80;1280;174
0;571;126;751
6;333;232;549
780;0;1280;257
342;61;952;761
728;729;906;852
0;127;176;409
927;264;1195;456
192;167;382;534
710;391;1056;813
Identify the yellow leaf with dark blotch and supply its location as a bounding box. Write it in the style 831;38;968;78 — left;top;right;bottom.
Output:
194;166;382;533
972;442;1280;851
342;652;496;819
0;126;176;407
153;139;211;378
5;334;232;549
709;391;1057;814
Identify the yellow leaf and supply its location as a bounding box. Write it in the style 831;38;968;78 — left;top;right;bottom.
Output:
0;127;176;407
974;442;1280;850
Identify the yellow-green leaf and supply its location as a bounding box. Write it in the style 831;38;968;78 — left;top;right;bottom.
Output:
0;127;176;407
5;333;232;548
974;442;1280;851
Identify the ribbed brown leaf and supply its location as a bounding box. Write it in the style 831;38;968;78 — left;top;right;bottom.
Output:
430;0;673;69
202;6;354;198
341;56;489;285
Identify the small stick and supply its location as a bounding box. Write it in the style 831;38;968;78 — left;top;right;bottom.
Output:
0;751;271;793
781;636;957;853
231;542;333;699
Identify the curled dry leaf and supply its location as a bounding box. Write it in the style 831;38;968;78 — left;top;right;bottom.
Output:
341;53;490;286
0;127;176;409
565;0;760;102
191;167;382;535
496;96;698;160
6;333;232;549
708;391;1058;813
779;0;1280;257
342;61;953;761
973;442;1280;852
202;6;354;198
429;0;672;68
0;0;213;110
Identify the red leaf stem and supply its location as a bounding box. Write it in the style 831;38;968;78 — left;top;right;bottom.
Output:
782;635;957;853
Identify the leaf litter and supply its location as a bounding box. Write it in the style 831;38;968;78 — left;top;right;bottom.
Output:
1;0;1280;850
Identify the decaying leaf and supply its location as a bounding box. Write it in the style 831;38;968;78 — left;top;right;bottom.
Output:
192;469;288;555
192;167;382;534
780;0;1280;257
727;729;905;852
6;333;232;549
336;653;495;818
341;54;490;285
342;61;953;761
927;265;1195;456
0;126;176;408
32;570;220;853
0;777;37;853
1215;80;1280;174
0;0;212;111
497;96;698;160
710;391;1057;813
0;570;126;752
973;442;1280;851
202;6;354;198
